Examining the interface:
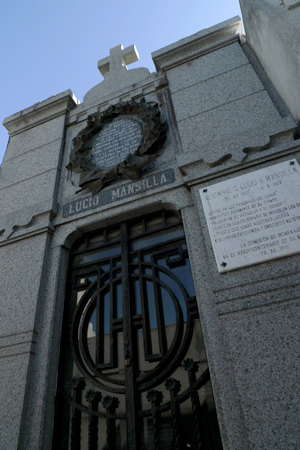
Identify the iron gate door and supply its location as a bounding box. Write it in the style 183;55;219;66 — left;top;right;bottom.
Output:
54;211;222;450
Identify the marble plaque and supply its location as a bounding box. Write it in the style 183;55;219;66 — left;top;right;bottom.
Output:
92;117;142;169
200;159;300;272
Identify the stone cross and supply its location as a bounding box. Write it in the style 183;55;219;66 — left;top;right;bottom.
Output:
98;44;139;78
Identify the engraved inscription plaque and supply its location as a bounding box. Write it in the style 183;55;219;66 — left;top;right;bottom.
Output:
92;118;142;169
200;159;300;273
62;168;175;217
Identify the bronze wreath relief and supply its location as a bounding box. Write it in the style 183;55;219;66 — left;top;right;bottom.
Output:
66;99;167;195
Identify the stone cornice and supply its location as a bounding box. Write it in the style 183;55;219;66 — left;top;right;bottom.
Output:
3;90;79;136
152;16;243;72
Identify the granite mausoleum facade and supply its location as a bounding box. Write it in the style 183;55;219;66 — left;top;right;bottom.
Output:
1;2;300;449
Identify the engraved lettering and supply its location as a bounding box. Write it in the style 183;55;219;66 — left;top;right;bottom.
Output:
146;179;152;188
153;176;159;186
200;160;300;272
161;173;167;183
62;169;175;217
93;196;99;206
92;118;142;169
112;189;120;200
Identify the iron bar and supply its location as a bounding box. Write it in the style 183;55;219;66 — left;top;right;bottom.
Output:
147;389;164;450
121;223;138;450
165;378;184;450
183;359;206;450
102;395;119;450
85;390;102;450
68;378;85;450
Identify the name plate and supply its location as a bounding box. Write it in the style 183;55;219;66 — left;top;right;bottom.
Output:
92;118;142;169
63;169;175;218
200;160;300;272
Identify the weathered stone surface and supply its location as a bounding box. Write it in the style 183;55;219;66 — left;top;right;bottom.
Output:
84;67;151;105
152;17;243;73
165;42;248;94
2;115;66;162
181;205;249;450
0;99;73;238
239;0;300;124
83;45;150;105
0;169;61;216
158;25;296;170
0;233;51;448
2;90;78;139
0;204;56;242
17;244;68;450
171;63;264;122
176;91;295;164
284;0;300;9
222;302;300;449
0;331;37;359
0;139;64;189
97;44;139;77
0;233;49;335
0;354;31;450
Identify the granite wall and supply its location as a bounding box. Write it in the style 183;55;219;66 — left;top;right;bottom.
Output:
0;15;299;450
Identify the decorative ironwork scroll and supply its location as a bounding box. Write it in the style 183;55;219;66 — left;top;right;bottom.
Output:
66;99;167;195
54;211;223;450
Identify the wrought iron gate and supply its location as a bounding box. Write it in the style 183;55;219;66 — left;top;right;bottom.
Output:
53;211;223;450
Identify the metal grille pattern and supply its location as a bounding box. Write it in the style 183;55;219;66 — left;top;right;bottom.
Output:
54;211;223;450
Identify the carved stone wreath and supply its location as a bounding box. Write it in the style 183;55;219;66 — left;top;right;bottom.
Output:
66;98;167;195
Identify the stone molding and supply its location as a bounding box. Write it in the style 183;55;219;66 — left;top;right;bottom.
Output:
280;0;300;9
152;17;243;72
0;201;57;242
0;330;37;359
66;73;165;126
3;90;78;136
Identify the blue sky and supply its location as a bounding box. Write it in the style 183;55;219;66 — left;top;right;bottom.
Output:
0;0;242;164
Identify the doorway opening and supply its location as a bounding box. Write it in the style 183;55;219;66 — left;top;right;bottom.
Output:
53;210;223;450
